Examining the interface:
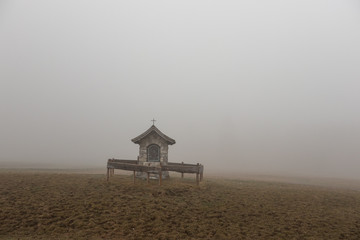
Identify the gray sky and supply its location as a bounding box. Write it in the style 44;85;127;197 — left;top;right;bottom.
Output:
1;0;360;179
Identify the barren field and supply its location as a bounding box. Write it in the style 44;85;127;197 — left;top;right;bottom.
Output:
1;171;360;239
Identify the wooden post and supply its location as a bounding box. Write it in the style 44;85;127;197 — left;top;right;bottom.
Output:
147;172;150;184
133;171;136;184
200;171;203;182
196;163;200;185
106;167;109;181
181;162;184;178
159;171;162;186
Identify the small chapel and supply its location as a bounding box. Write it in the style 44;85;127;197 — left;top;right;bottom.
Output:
131;122;176;179
106;120;204;185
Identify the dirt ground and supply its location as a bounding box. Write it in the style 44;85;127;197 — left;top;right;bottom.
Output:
1;170;360;239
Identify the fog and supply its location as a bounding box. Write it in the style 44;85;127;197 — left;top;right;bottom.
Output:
1;0;359;179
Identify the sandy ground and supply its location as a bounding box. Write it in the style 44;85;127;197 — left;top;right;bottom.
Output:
1;170;360;239
2;167;360;191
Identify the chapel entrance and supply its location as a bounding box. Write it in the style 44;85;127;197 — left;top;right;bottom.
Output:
147;144;160;162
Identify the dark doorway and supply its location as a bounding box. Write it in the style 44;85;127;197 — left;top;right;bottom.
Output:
147;144;160;162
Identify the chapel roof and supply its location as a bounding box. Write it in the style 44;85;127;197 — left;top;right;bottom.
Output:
131;125;176;145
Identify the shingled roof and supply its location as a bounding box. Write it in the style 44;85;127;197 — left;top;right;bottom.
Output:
131;125;176;145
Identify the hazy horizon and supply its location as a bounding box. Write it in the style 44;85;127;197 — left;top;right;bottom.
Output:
1;0;360;179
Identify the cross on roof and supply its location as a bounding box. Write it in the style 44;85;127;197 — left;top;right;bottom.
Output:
151;118;156;126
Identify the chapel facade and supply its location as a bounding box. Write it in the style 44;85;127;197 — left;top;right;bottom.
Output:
131;124;176;178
